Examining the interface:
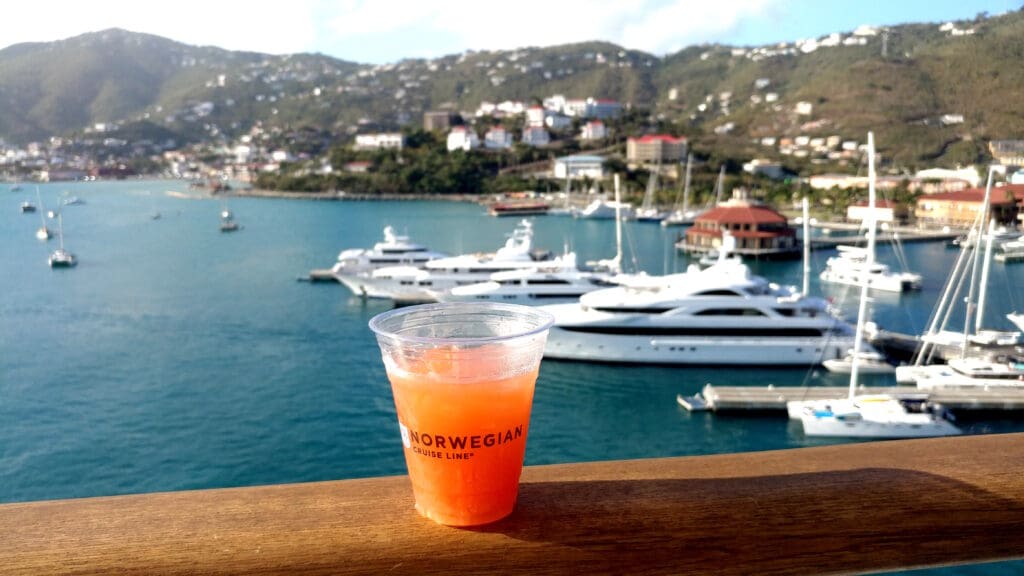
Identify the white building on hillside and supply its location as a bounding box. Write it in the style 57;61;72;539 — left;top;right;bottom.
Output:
446;126;480;152
355;133;404;150
580;121;606;141
521;126;550;147
484;126;513;149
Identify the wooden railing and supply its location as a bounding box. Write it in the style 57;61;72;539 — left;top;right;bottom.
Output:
2;433;1023;575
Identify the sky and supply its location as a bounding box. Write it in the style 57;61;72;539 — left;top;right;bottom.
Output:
2;0;1019;64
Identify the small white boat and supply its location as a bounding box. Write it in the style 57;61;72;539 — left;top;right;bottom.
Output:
219;209;240;232
823;350;894;374
61;196;84;206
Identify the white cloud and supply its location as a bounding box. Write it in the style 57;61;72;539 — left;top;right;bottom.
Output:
324;0;782;59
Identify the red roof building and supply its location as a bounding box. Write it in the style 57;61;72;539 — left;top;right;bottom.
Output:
681;195;799;259
915;185;1024;227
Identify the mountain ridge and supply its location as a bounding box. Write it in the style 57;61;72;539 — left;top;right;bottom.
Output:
0;12;1021;169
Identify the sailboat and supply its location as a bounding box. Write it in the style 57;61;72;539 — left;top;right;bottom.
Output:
548;173;578;217
219;197;240;232
35;187;52;240
661;154;703;227
48;211;76;268
635;160;667;222
895;167;1024;389
787;133;960;438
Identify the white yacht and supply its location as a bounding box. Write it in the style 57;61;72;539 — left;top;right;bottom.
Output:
789;395;961;438
820;245;922;292
331;225;448;281
896;356;1024;389
822;349;895;374
355;220;559;303
788;133;959;439
431;253;619;305
540;255;859;366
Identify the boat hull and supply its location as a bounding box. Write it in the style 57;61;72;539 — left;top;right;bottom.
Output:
543;326;854;366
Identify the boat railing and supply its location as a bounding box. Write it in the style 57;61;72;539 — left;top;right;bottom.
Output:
2;433;1023;574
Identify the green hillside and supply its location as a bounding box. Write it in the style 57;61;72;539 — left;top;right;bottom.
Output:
1;10;1023;169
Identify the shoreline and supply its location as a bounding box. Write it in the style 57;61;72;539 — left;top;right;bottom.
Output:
225;187;483;203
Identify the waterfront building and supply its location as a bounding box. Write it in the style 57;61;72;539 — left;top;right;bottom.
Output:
847;199;907;224
553;155;605;180
914;186;1024;227
627;135;688;165
680;191;799;259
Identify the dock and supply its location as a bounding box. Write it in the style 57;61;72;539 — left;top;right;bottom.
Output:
298;268;338;283
681;384;1024;412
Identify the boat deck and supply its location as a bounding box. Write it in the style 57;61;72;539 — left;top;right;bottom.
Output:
683;384;1024;412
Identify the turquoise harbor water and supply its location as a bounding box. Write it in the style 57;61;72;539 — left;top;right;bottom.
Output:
3;181;1023;574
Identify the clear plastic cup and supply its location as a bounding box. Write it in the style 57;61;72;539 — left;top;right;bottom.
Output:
370;302;554;526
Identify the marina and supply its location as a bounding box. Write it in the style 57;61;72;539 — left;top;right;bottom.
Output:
4;181;1024;503
683;384;1024;412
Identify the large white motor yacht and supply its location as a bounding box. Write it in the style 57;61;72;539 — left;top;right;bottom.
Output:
333;226;448;295
577;199;634;220
355;220;558;303
540;255;861;366
819;245;922;292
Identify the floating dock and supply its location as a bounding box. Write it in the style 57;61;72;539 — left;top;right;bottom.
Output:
681;384;1024;412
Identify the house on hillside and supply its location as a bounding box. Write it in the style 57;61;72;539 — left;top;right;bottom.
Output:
989;141;1024;166
446;126;480;152
521;126;550;147
354;133;403;151
580;121;607;141
484;126;513;150
914;185;1024;227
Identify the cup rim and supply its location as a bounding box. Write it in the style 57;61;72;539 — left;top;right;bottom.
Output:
369;302;554;346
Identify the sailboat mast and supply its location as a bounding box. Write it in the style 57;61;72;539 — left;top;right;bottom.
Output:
682;153;692;214
714;165;725;205
58;211;65;251
976;220;996;333
802;197;810;296
849;132;877;399
961;166;994;357
614;174;623;269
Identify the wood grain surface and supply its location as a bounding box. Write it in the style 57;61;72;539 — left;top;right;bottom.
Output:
2;433;1023;575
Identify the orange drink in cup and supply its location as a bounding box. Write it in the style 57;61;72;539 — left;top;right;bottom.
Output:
370;302;553;526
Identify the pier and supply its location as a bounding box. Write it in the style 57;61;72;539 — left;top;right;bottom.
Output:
684;384;1024;412
803;221;964;249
